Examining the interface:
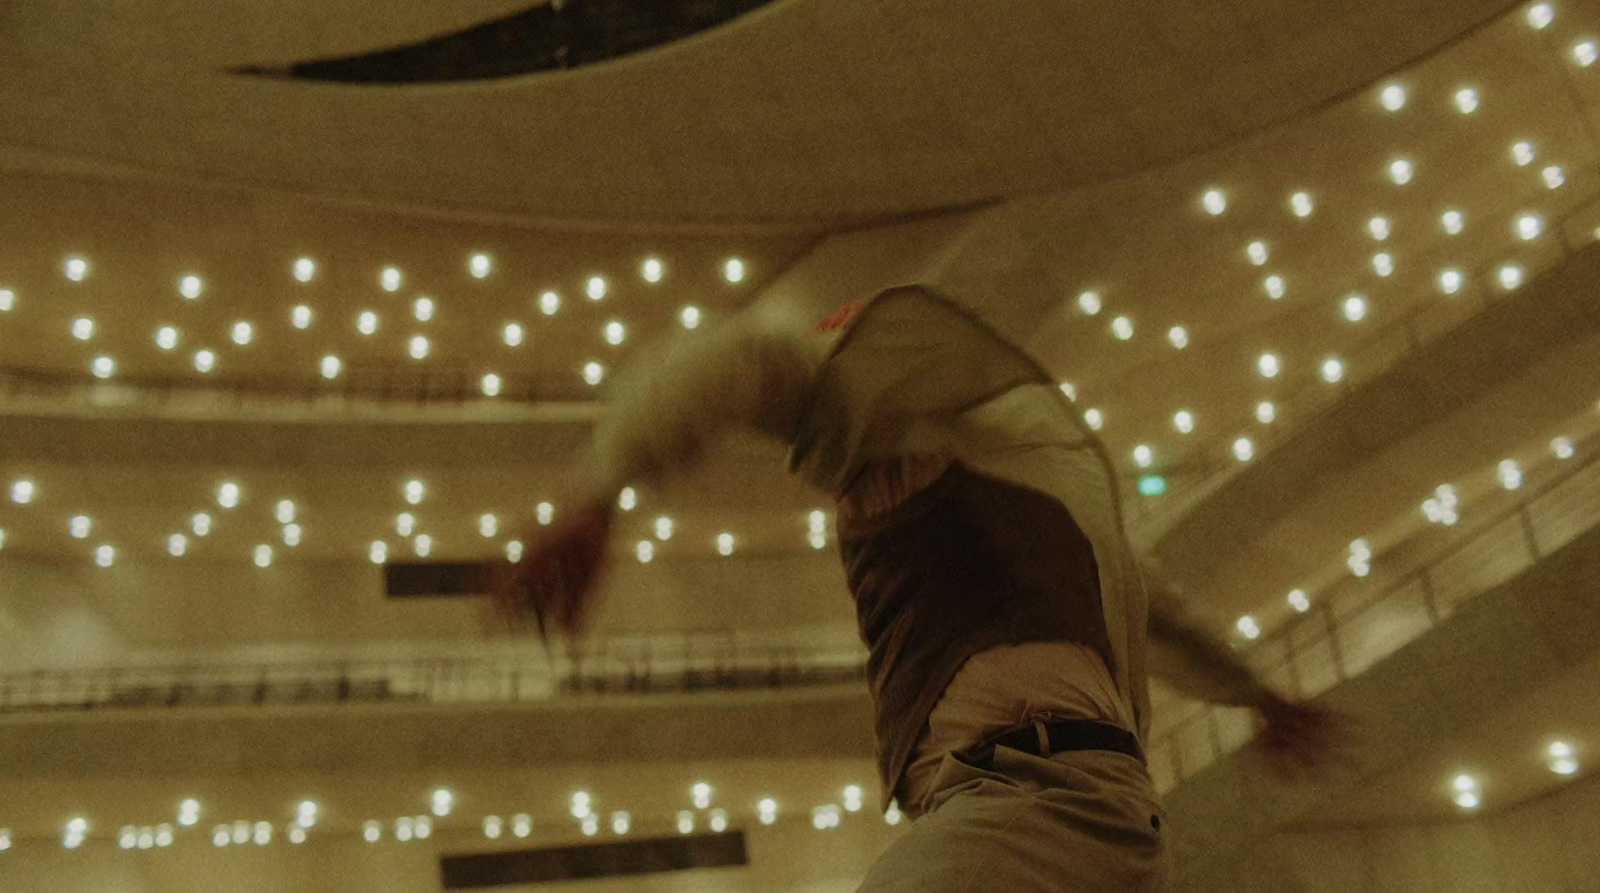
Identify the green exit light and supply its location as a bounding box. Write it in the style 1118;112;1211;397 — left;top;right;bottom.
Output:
1137;475;1168;496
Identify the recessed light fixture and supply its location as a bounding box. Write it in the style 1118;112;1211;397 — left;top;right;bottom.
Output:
231;321;254;346
1379;83;1407;111
1498;264;1525;290
1236;615;1261;639
1233;438;1255;462
180;275;204;300
642;258;664;283
291;305;313;329
72;317;94;340
469;253;492;279
1321;357;1346;383
481;373;502;397
1264;275;1285;299
586;276;607;301
1529;3;1554;29
293;257;316;282
320;355;341;379
636;540;655;563
1373;253;1394;277
1255;402;1276;424
64;256;89;282
1201;189;1227;216
1439;269;1464;294
723;258;746;283
1290;192;1314;218
1574;41;1598;67
583;361;605;386
539;291;561;315
1342;295;1369;322
1083;408;1104;430
381;266;402;292
1132;445;1153;468
1454;88;1480;114
1441;210;1465;235
1543;166;1566;189
0;288;13;312
1077;291;1102;316
408;335;430;360
1516;213;1543;241
1246;241;1269;266
1173;411;1194;434
1110;316;1134;341
503;322;524;347
1388;159;1414;185
1368;216;1391;241
680;305;701;329
1287;589;1311;612
357;311;378;336
604;321;626;345
1167;326;1189;349
1551;437;1576;459
1512;141;1536;167
404;479;425;505
218;482;241;509
1257;353;1281;378
414;297;435;322
91;356;114;379
716;532;735;556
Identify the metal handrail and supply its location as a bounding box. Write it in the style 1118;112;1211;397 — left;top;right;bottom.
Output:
1145;428;1600;792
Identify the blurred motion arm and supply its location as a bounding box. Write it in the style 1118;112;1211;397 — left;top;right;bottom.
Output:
1144;573;1276;709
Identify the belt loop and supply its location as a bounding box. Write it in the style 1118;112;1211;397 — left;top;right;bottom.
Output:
1033;717;1051;756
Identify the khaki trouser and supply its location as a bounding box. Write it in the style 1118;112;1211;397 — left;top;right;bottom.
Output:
856;744;1168;892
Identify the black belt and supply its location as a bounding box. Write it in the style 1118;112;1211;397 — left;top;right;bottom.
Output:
956;718;1145;770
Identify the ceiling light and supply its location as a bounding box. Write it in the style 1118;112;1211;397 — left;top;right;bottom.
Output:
676;811;695;834
194;349;216;373
1173;411;1195;434
538;501;557;523
254;545;273;568
1499;264;1525;290
1058;382;1077;401
431;788;453;817
288;826;306;844
64;256;88;281
586;276;607;300
211;826;230;847
1454;88;1479;114
654;516;674;540
1201;189;1227;215
1257;353;1281;378
1077;291;1102;315
381;267;402;292
168;533;188;556
152;326;179;350
1543;165;1566;189
479;372;502;396
635;540;654;563
404;480;425;505
1348;539;1373;577
293;257;316;282
191;513;211;536
1439;269;1464;294
1132;445;1153;468
708;809;729;833
1167;326;1189;349
275;499;296;524
1256;401;1276;424
1388;159;1414;185
1342;295;1369;322
1452;774;1481;809
231;321;253;346
0;288;13;312
1236;616;1261;639
1379;83;1407;111
357;311;378;335
1110;316;1134;340
583;361;605;386
1498;459;1524;489
72;317;94;340
610;812;631;835
723;258;746;283
604;321;625;345
811;805;840;830
581;815;600;836
1512;141;1536;166
571;790;594;818
179;799;202;824
842;785;864;812
642;257;664;283
408;335;430;360
180;275;203;300
809;531;827;549
1321;357;1346;383
511;814;532;838
320;355;341;379
1373;253;1394;277
1264;275;1285;299
469;253;492;279
1287;589;1311;613
94;544;115;568
1246;241;1269;265
69;515;91;539
1442;210;1465;235
1083;408;1104;430
1368;216;1391;240
757;798;779;825
1290;192;1314;218
482;816;503;839
369;541;388;564
680;305;701;329
1575;41;1598;66
1233;438;1255;462
1516;213;1543;240
10;479;34;504
283;524;302;547
218;482;241;509
1552;436;1576;459
502;322;524;347
414;534;431;557
716;533;735;556
91;356;114;379
539;291;561;315
1529;3;1554;28
414;297;434;322
363;821;381;843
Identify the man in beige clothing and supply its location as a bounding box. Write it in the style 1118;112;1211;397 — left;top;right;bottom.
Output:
497;286;1340;891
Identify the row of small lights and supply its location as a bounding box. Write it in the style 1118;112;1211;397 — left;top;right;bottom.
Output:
1230;423;1589;643
0;480;831;565
3;253;742;388
2;782;900;853
1451;738;1583;812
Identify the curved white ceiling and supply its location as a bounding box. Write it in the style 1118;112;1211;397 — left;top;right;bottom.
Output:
0;0;1521;226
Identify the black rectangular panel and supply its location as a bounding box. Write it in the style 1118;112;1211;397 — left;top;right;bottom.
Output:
384;561;496;598
440;832;747;889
